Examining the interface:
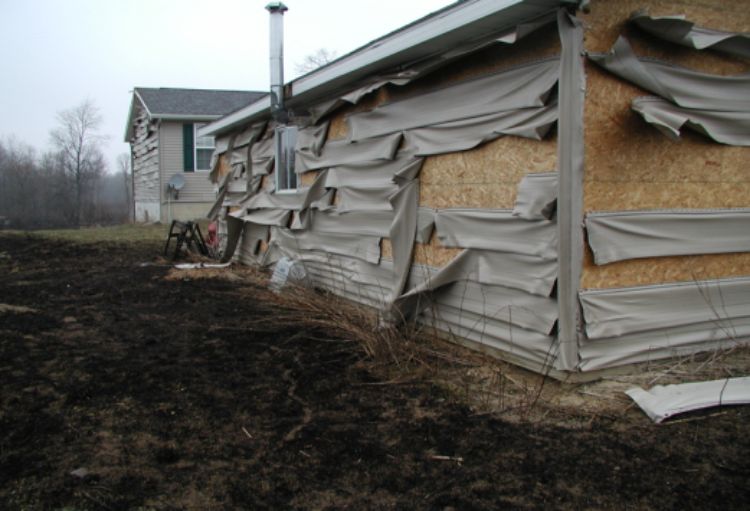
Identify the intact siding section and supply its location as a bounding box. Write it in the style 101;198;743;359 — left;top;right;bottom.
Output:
160;122;216;213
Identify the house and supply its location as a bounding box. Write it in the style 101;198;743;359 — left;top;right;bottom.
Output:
124;87;265;223
200;0;749;379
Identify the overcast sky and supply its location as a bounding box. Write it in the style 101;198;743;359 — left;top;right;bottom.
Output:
0;0;451;172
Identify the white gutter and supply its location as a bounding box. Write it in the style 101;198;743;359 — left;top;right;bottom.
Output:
199;96;271;137
150;114;222;122
124;90;151;142
293;0;522;97
200;0;567;137
134;89;152;118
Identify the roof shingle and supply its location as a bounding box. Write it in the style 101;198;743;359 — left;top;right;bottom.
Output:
135;87;266;117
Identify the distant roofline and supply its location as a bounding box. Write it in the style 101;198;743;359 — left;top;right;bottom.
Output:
134;86;264;94
125;87;265;142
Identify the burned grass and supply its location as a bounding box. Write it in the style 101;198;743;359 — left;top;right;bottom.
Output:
1;232;749;510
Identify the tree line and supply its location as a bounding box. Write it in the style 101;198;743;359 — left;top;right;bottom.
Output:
0;100;131;229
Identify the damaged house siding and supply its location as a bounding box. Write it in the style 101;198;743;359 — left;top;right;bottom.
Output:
202;0;750;377
577;0;750;371
125;88;265;223
131;103;160;223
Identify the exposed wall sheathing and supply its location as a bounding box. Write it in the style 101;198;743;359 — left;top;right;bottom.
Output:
205;2;749;375
580;0;750;289
207;20;564;374
575;0;750;370
419;136;557;209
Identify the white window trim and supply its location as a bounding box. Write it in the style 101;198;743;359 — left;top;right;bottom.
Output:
274;126;299;193
194;123;215;172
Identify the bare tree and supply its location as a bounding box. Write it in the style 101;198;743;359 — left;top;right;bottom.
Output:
117;152;133;222
295;48;338;74
0;137;38;227
50;99;108;226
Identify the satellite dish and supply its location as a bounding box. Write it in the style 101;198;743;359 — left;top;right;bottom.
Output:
167;174;185;199
168;174;185;191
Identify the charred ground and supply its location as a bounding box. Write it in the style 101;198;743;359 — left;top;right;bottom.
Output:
0;232;748;510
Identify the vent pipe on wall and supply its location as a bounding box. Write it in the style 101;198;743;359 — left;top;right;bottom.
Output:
266;1;288;124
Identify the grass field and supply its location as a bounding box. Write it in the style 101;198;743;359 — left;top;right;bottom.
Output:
3;223;170;244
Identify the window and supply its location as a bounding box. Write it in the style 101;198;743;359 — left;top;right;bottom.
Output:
274;125;298;191
194;123;215;171
182;123;215;172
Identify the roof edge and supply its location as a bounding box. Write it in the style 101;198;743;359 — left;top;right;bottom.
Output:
200;0;573;137
150;114;223;121
124;90;151;142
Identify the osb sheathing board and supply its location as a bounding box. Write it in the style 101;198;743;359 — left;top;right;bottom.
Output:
299;169;320;188
326;27;561;142
381;238;393;261
327;90;387;141
384;236;464;269
581;249;750;289
580;0;750;289
413;238;462;268
215;155;232;181
259;175;273;192
416;31;559;266
419;135;557;209
393;27;561;102
321;28;562;268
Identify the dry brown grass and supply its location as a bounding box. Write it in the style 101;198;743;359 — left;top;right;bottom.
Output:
261;284;463;382
212;270;560;419
164;262;750;425
5;223;169;244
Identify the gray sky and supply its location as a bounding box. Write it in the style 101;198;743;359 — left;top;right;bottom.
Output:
0;0;451;172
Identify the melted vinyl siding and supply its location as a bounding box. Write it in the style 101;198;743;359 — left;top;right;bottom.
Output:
131;106;160;202
160;122;217;203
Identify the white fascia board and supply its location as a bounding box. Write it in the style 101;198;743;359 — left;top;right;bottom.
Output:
200;0;566;137
124;96;138;142
124;90;150;142
152;114;222;122
292;0;526;96
199;96;271;137
134;89;152;118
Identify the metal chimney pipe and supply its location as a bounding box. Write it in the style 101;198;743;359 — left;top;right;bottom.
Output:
266;1;288;123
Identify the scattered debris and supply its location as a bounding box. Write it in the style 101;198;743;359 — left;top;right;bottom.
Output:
69;467;90;479
427;454;464;463
0;303;37;314
626;377;750;423
174;262;232;270
269;257;309;292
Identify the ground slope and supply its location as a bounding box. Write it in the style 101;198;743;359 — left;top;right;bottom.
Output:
0;233;748;510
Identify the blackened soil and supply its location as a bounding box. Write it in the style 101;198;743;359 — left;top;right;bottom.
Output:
0;234;748;510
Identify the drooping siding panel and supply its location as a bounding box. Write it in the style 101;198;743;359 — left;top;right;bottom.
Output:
206;23;565;375
579;0;750;290
207;3;749;375
574;0;750;371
